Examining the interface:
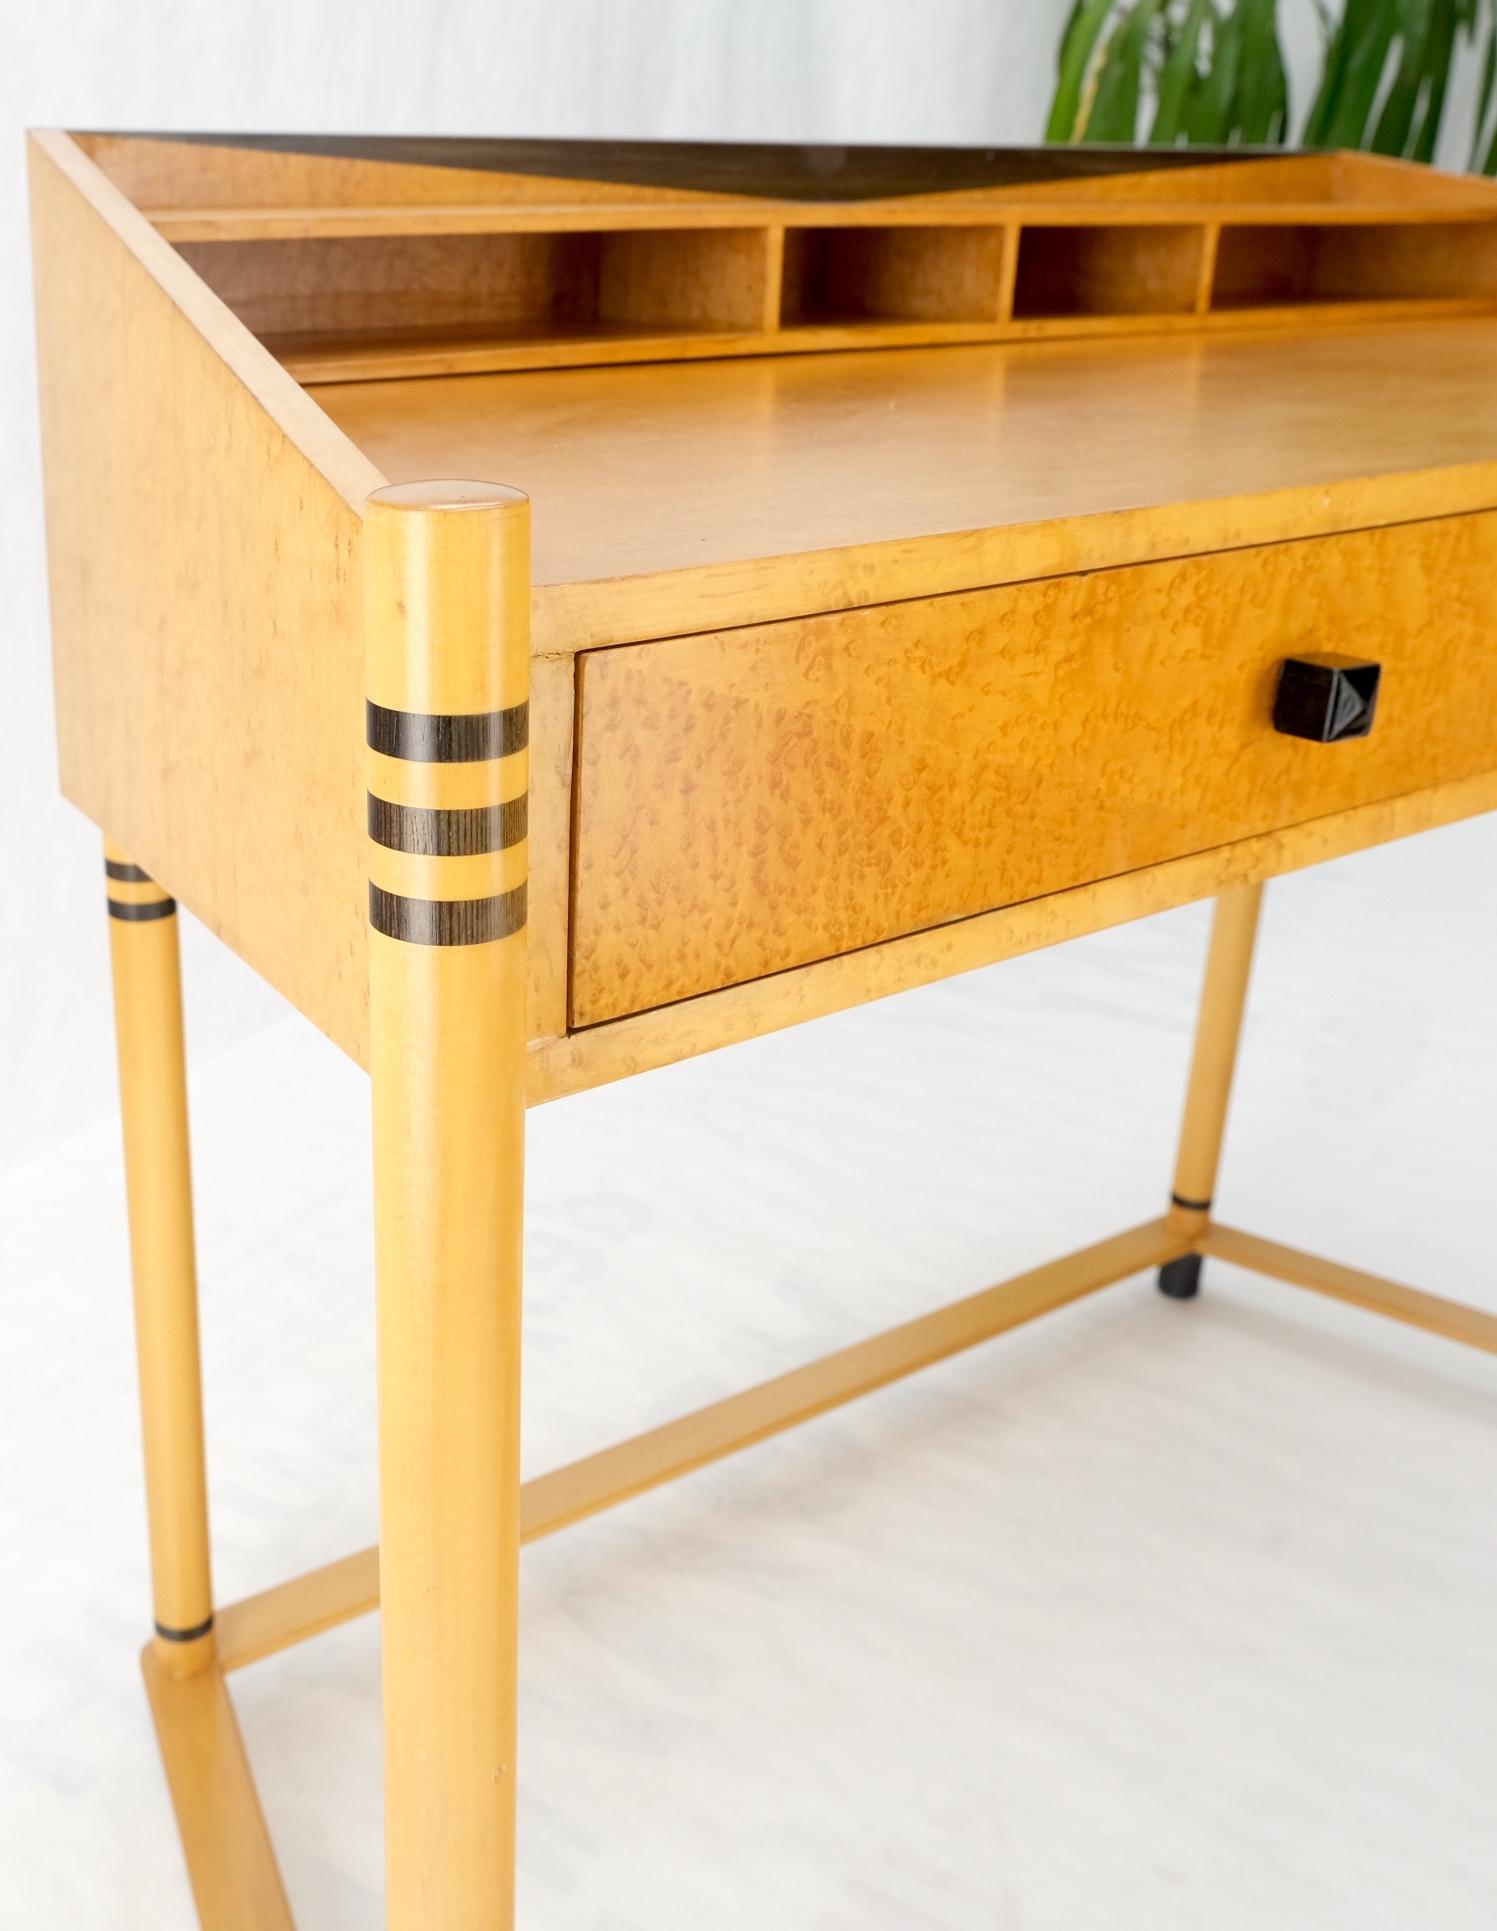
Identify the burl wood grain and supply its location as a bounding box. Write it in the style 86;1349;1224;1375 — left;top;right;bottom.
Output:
532;770;1497;1105
30;133;573;1059
571;512;1497;1025
31;134;378;1066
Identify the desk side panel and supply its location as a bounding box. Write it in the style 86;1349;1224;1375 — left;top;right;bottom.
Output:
32;138;375;1061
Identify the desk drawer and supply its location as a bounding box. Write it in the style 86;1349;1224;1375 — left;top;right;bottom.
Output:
571;513;1497;1025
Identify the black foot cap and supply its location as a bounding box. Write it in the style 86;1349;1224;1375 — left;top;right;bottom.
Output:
1158;1253;1203;1301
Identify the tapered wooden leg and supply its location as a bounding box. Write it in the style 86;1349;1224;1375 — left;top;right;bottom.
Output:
105;845;216;1678
366;481;531;1930
1159;882;1264;1299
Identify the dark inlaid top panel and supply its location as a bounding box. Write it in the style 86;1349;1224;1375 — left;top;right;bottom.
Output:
104;132;1269;202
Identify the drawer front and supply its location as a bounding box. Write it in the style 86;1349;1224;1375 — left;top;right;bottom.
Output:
571;513;1497;1025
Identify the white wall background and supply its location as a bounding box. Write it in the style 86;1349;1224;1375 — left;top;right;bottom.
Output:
0;0;1489;1173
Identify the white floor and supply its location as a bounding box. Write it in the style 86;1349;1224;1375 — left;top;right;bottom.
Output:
3;820;1496;1929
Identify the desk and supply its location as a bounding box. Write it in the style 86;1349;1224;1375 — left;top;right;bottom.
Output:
29;131;1497;1928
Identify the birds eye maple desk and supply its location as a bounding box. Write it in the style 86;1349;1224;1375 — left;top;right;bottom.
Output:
28;130;1497;1927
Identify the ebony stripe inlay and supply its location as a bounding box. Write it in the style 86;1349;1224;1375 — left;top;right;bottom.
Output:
108;897;177;922
368;793;528;856
367;700;528;763
104;859;153;884
1171;1192;1212;1213
155;1615;214;1643
369;881;527;946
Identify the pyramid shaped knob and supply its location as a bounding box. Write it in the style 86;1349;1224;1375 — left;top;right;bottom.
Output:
1272;655;1381;743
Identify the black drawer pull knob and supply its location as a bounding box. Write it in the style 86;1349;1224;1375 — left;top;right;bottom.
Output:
1272;655;1381;743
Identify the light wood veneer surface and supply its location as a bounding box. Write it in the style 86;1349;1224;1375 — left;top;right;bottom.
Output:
313;316;1497;653
570;513;1497;1022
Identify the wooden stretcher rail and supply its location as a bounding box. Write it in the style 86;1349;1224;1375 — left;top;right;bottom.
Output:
213;1211;1497;1681
141;1647;294;1930
214;1216;1184;1672
1202;1225;1497;1354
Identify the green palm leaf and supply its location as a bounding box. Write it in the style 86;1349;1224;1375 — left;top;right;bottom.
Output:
1236;0;1291;142
1047;0;1126;141
1044;0;1491;170
1186;5;1246;141
1469;14;1497;165
1150;0;1215;143
1083;0;1169;141
1370;0;1437;154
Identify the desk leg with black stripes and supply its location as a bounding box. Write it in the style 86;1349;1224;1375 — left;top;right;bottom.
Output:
107;481;533;1931
364;481;532;1931
106;843;297;1922
104;847;217;1672
1159;882;1265;1301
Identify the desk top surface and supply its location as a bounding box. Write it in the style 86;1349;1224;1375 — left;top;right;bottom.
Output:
313;316;1497;652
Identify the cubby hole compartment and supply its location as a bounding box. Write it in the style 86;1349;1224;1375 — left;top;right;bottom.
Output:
1011;224;1203;319
179;227;773;356
780;225;1007;326
1212;221;1497;308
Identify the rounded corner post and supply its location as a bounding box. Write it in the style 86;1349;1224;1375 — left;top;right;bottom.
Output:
364;480;532;1929
103;838;216;1678
1163;881;1265;1275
